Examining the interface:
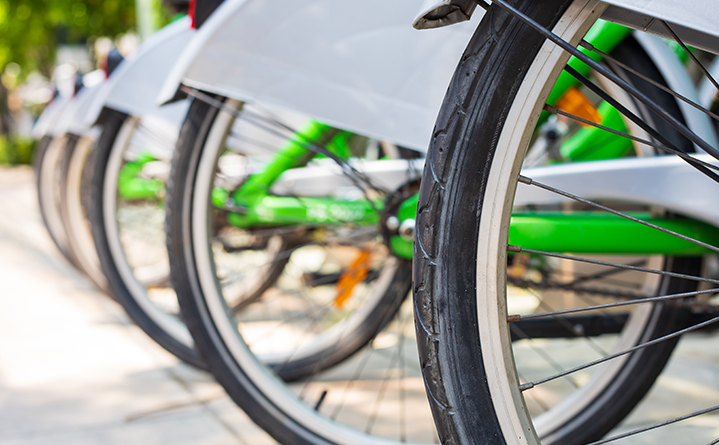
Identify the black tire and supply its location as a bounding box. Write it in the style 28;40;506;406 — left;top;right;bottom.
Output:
58;132;110;292
167;96;419;443
414;1;699;444
35;134;81;268
88;109;206;370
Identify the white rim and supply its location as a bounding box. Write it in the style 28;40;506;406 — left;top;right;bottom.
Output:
103;116;194;346
39;135;72;253
64;134;108;289
531;40;664;435
475;1;686;442
475;2;607;443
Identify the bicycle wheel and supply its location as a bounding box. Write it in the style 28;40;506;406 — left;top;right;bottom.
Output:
58;132;109;292
414;1;717;444
35;134;80;268
87;108;205;369
167;96;437;443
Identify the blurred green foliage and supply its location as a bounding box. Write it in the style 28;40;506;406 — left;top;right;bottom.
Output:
0;0;177;164
0;135;35;165
153;0;176;33
0;0;136;79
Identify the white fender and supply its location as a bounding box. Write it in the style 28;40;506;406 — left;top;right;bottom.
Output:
699;56;719;110
267;153;719;230
414;0;719;54
32;93;72;139
123;101;191;161
601;0;719;54
517;155;719;227
55;70;106;136
136;99;190;135
83;17;194;128
270;158;425;197
157;0;484;152
634;32;718;151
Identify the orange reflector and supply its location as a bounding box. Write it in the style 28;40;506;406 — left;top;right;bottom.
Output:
334;250;372;309
555;87;601;126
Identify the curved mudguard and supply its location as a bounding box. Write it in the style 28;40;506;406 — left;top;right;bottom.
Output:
157;0;484;152
32;93;72;139
33;69;105;138
699;56;719;110
55;70;106;137
600;0;719;54
517;154;719;228
83;17;194;128
415;0;719;54
633;32;717;150
270;153;719;232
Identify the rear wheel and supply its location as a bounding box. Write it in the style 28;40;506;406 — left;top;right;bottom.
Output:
87;109;204;369
59;132;109;291
35;135;79;268
414;1;713;443
167;96;436;443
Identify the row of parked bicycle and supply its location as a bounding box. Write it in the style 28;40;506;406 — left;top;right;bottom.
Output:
30;0;719;443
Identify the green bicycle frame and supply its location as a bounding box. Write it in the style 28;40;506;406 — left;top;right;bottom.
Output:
126;21;719;261
118;152;165;201
215;120;383;230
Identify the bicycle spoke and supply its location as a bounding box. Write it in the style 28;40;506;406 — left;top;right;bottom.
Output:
543;104;719;171
564;259;647;287
275;254;389;376
660;21;719;93
240;108;390;196
227;130;297;156
327;298;410;421
511;276;650;300
135;124;177;153
490;0;719;162
365;310;410;436
518;174;719;255
328;342;377;420
270;296;346;374
510;245;719;285
522;287;610;355
514;260;648;295
519;314;719;391
181;86;388;202
509;287;719;322
579;40;719;125
516;368;552;412
510;324;582;388
587;404;719;445
244;252;385;355
563;64;719;183
239;276;349;349
296;292;380;402
217;230;376;284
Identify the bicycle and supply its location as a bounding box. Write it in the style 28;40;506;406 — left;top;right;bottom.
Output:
413;0;719;443
82;16;206;369
34;71;110;292
158;0;719;443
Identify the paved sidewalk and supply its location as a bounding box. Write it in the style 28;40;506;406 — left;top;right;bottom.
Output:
2;165;719;444
0;167;275;445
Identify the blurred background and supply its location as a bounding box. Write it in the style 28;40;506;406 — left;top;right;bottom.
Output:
0;0;180;166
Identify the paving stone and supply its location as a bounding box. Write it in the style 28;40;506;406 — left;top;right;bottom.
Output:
0;167;275;445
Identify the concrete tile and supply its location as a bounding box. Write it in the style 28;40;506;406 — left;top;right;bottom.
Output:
0;168;272;444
